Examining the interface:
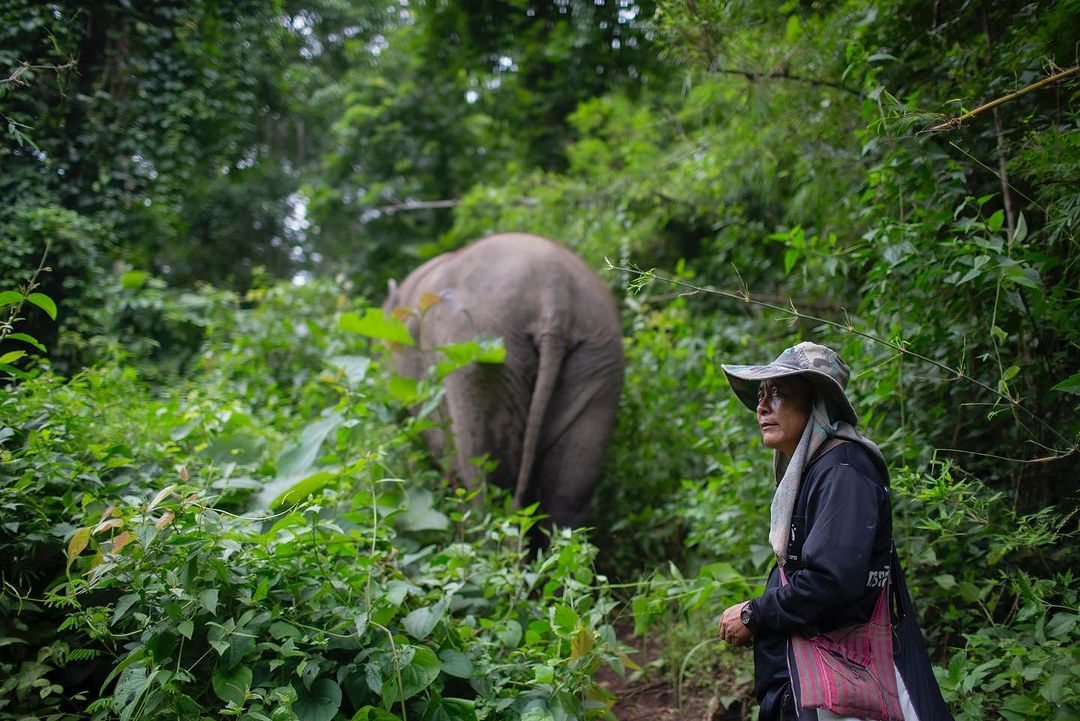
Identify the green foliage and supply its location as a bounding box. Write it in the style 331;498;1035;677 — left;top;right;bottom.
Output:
4;0;1080;718
1;280;628;721
891;465;1080;720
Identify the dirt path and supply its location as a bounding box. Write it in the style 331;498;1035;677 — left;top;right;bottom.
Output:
594;625;752;721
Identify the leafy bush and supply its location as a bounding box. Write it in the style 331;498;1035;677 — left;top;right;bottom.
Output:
1;280;633;721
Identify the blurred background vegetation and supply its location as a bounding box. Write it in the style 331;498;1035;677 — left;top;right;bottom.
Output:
2;1;1079;720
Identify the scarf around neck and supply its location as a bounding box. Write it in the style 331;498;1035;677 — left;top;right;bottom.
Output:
769;396;887;566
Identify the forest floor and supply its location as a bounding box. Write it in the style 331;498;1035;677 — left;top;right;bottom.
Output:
594;624;751;721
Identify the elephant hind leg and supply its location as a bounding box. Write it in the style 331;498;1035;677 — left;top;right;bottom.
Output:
534;385;620;529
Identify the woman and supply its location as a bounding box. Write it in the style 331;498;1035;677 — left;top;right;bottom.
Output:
716;342;953;721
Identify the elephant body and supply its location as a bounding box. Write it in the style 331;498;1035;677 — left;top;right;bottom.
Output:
383;233;624;527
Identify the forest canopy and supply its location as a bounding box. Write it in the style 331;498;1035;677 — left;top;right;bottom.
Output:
2;1;1079;720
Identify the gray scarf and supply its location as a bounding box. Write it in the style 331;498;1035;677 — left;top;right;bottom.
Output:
770;396;887;566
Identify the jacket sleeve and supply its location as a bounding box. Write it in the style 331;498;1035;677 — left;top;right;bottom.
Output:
748;461;886;633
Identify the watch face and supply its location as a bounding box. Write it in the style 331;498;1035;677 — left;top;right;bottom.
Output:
741;608;752;626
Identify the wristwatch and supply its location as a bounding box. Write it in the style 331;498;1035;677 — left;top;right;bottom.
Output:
740;602;756;631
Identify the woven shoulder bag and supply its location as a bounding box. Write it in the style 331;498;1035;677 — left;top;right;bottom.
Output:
781;567;905;721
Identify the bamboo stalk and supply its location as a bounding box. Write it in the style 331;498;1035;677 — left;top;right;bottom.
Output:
929;65;1080;132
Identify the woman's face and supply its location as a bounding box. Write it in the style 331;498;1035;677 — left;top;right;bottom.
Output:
756;377;814;458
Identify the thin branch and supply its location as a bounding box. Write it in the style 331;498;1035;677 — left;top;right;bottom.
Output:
936;447;1075;464
606;261;1077;451
1;60;77;86
946;141;1047;215
635;289;847;313
708;66;862;97
928;65;1080;132
367;197;538;217
376;199;463;214
981;4;1016;238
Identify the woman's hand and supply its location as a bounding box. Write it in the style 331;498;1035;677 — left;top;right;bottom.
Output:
718;601;753;646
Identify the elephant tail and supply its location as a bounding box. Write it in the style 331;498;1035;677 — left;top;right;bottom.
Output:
513;333;567;508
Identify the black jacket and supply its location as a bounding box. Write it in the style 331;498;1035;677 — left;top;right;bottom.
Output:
747;441;954;721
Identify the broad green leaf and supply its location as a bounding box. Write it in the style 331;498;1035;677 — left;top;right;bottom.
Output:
553;604;578;634
385;580;412;607
328;355;372;385
0;291;21;306
350;707;401;721
438;649;472;678
1002;265;1040;288
1042;671;1072;704
199;588;219;616
271;470;337;509
111;594;140;625
252;578;269;603
783;248;800;274
178;620;194;640
403;600;446;640
270;621;302;640
532;664;554;684
434;337;506;377
100;647;146;692
113;666;158;721
987;209;1004;232
121;270;150;289
956;267;982;285
365;663;382;695
382;646;440;704
547;692;582;719
212;665;252;706
422;698;477;721
699;562;740;583
1046;612;1077;639
275;413;342;480
998;693;1041;715
26;293;57;320
784;13;802;42
397;488;450;532
293;678;341;721
66;527;92;570
497;619;522;649
1050;372;1080;395
170;419;198;441
520;709;555;721
0;351;26;365
1012;212;1027;243
387;375;420;404
340;309;414;346
7;333;46;352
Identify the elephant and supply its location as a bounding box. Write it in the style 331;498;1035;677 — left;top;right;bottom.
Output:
383;232;624;528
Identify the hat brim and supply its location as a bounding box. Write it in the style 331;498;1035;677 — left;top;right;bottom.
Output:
721;363;859;426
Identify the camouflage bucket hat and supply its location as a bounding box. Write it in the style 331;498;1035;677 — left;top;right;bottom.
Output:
721;341;858;426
